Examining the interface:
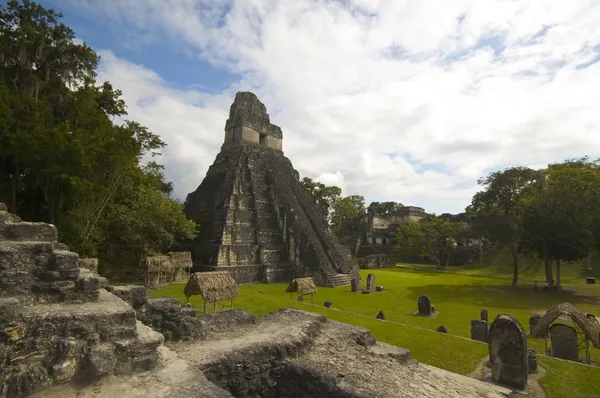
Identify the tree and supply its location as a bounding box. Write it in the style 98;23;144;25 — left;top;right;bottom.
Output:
368;201;403;217
519;158;600;287
330;194;365;244
0;1;198;281
395;217;467;269
468;167;541;287
301;177;341;220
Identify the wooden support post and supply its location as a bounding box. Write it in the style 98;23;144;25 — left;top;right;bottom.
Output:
586;338;591;364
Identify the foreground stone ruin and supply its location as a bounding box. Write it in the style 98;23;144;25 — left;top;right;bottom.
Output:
1;202;519;397
180;92;359;287
37;308;514;398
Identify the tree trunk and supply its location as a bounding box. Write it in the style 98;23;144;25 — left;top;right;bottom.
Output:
555;259;561;289
10;157;20;214
509;244;519;288
542;237;553;284
480;238;483;263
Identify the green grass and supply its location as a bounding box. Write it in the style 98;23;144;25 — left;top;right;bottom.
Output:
149;267;600;397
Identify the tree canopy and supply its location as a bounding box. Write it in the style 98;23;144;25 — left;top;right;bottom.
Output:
0;0;196;281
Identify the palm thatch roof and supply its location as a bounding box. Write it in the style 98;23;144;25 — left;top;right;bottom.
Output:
168;251;193;269
184;271;238;303
532;302;600;348
285;277;317;295
144;256;172;272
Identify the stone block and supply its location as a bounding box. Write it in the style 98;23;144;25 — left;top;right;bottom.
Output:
110;285;148;310
528;349;537;373
0;203;7;211
366;273;375;290
549;323;579;361
471;320;488;342
351;278;360;292
89;344;117;376
77;274;101;294
529;315;542;336
1;222;58;242
324;301;333;308
376;311;385;320
417;294;433;316
51;250;79;272
375;285;384;292
437;325;448;333
481;309;488;322
489;315;528;390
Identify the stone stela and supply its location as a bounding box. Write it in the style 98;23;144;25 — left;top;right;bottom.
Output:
488;315;528;390
417;294;437;317
180;92;359;287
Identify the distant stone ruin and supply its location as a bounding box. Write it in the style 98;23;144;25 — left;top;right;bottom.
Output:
144;251;192;289
180;92;359;287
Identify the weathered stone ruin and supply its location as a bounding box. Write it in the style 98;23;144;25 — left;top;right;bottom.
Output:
162;309;512;398
180;92;359;287
528;315;541;336
548;323;579;361
480;308;489;322
350;277;360;292
530;302;600;364
471;320;489;343
366;273;375;290
0;203;162;395
78;258;98;273
488;315;528;390
417;294;434;316
144;251;192;289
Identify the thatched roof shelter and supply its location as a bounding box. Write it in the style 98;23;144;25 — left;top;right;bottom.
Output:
285;277;317;295
184;271;238;303
144;255;171;272
168;251;193;269
532;302;600;349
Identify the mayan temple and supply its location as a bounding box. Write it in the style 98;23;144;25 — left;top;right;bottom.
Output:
182;92;359;286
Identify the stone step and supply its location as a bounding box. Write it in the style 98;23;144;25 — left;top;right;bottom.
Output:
0;210;22;224
0;221;58;242
328;274;354;287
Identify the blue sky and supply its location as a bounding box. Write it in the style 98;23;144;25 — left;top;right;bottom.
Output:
13;1;600;214
38;0;238;93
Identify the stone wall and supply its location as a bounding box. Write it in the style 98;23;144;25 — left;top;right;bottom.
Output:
0;203;209;396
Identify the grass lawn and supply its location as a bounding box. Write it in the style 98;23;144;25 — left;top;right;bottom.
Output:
148;266;600;397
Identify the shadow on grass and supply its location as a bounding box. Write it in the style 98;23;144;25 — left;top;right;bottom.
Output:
405;283;600;311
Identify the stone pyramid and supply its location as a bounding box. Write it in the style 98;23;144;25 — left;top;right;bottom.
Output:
181;92;359;287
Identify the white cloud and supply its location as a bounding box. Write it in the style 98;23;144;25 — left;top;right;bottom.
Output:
76;0;600;213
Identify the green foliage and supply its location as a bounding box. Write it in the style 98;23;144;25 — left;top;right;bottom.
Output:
395;217;468;268
518;158;600;285
468;167;542;286
367;201;403;217
330;194;365;235
301;176;341;219
0;0;197;281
